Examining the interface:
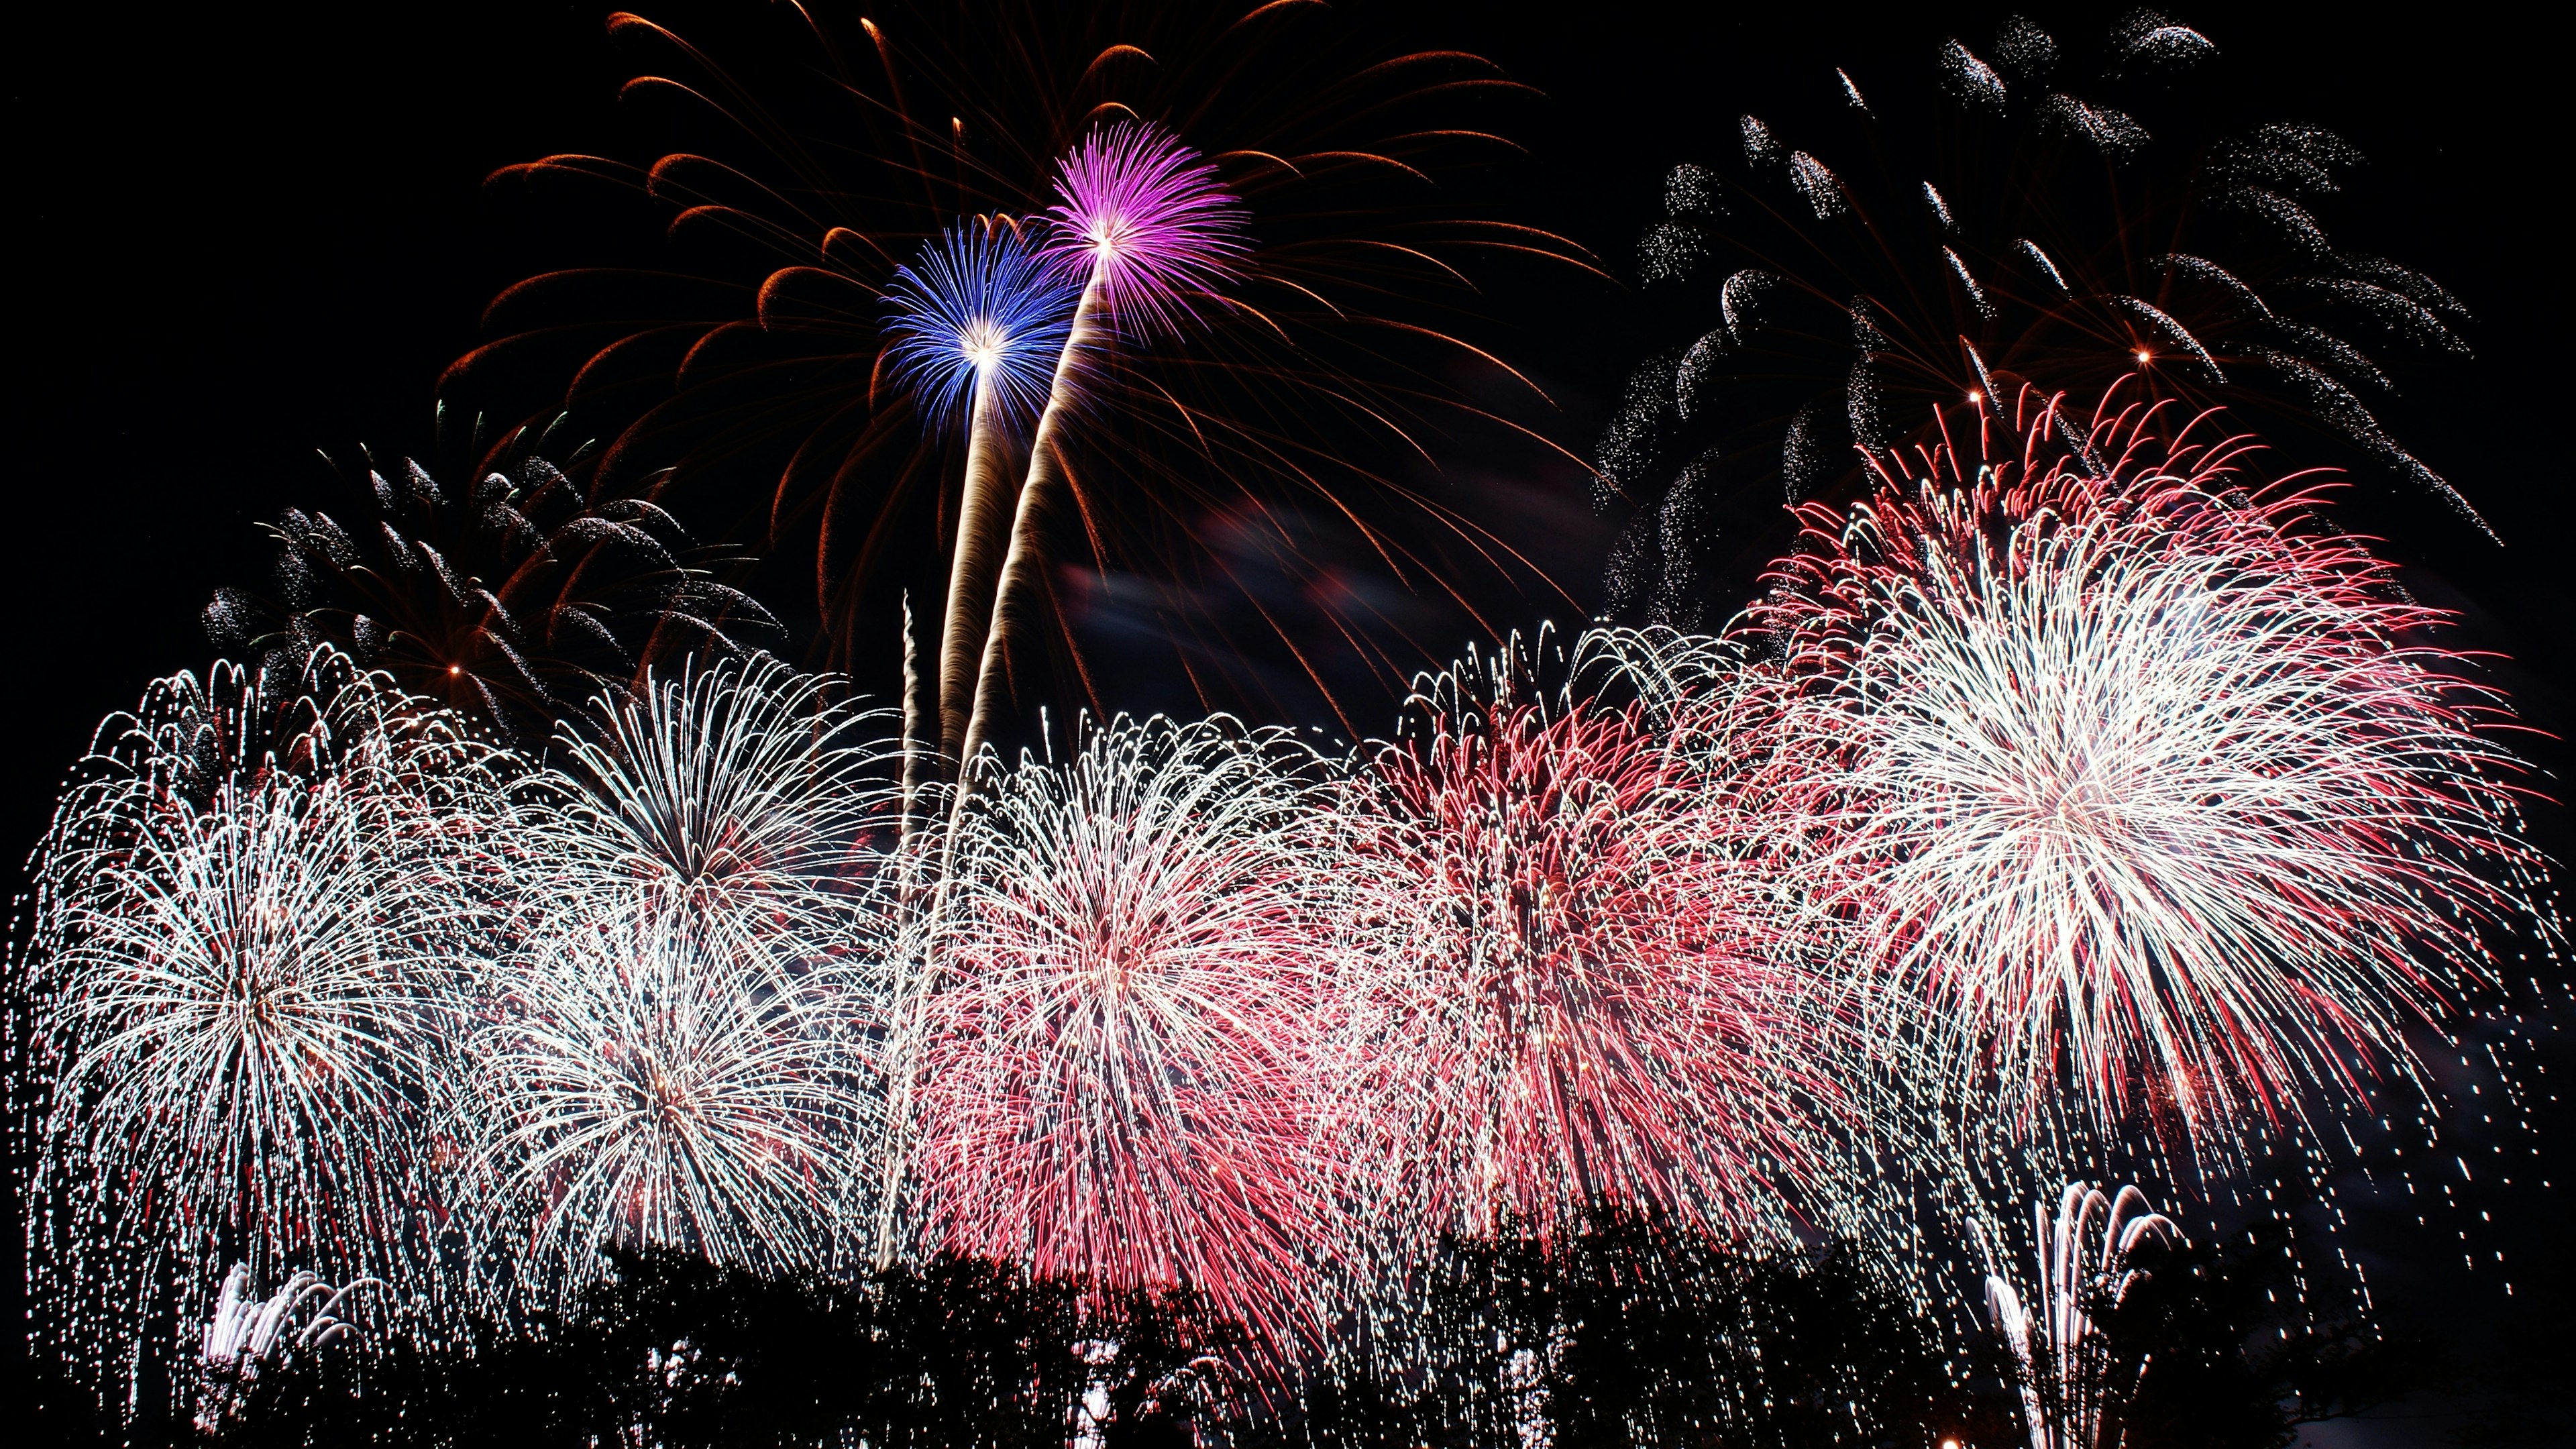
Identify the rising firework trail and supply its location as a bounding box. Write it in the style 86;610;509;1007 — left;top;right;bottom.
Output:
885;221;1079;766
1746;384;2547;1150
952;123;1248;796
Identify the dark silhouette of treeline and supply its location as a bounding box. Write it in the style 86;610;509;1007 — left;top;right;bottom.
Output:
38;1205;2512;1447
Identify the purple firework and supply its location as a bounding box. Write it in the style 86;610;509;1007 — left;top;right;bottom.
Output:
1040;119;1248;339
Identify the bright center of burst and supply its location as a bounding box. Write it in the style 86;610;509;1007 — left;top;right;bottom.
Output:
959;319;1008;372
1087;213;1132;262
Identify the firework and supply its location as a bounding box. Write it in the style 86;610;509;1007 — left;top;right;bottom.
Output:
1040;121;1248;341
914;714;1340;1345
206;440;776;735
528;653;898;961
195;1263;386;1432
455;654;898;1296
886;223;1080;763
1322;629;1838;1258
1601;11;2487;627
457;904;873;1295
1748;388;2540;1146
951;122;1248;792
23;651;504;1398
450;2;1590;731
1979;1182;2178;1449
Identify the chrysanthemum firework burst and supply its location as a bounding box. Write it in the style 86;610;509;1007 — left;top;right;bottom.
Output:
1042;120;1248;340
459;905;872;1295
529;653;898;962
1750;385;2542;1144
1325;631;1837;1254
915;714;1339;1346
24;651;506;1389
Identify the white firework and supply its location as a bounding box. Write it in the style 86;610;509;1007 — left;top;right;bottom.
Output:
1979;1181;2178;1449
527;652;897;959
26;649;505;1389
459;653;898;1297
460;905;872;1293
1753;410;2545;1145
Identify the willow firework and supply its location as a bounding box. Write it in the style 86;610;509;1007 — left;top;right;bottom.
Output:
1599;10;2487;630
1748;385;2540;1145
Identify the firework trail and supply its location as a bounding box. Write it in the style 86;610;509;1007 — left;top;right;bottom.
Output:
1979;1182;2178;1449
1747;386;2544;1150
953;123;1248;796
914;714;1339;1345
23;650;505;1397
1602;11;2489;628
1321;628;1841;1260
885;222;1079;765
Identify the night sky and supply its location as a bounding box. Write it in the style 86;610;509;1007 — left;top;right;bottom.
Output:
13;3;2571;1438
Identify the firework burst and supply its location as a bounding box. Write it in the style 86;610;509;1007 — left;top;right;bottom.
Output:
528;653;898;961
951;121;1249;790
885;221;1080;766
450;2;1591;733
1322;629;1839;1257
205;441;776;735
457;904;873;1296
1601;10;2489;629
460;654;899;1294
1748;386;2543;1146
23;651;506;1395
913;714;1340;1345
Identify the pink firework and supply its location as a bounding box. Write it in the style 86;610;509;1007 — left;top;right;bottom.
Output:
1325;633;1837;1254
1040;119;1248;339
1748;384;2544;1142
916;716;1337;1346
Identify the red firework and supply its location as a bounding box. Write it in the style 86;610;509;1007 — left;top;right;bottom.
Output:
913;716;1338;1346
1326;635;1837;1254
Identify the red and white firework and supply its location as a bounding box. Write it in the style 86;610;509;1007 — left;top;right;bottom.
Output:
1322;631;1839;1256
914;715;1341;1345
1749;386;2544;1142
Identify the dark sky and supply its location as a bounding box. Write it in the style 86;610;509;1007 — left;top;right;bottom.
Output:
13;3;2571;1439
